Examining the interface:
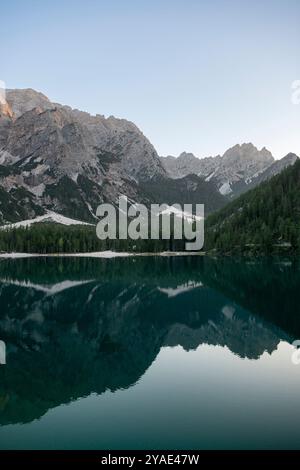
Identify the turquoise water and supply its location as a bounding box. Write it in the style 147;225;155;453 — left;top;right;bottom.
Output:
0;256;300;449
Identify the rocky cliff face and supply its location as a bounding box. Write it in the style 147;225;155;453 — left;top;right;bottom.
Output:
161;144;298;198
0;89;226;224
0;89;166;222
4;89;166;182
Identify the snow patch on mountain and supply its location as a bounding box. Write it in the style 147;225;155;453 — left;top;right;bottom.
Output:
1;211;94;229
219;182;232;195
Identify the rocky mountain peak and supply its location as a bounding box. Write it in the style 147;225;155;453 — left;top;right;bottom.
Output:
2;88;166;182
6;88;54;118
178;151;198;160
160;142;280;197
282;152;299;163
222;142;274;164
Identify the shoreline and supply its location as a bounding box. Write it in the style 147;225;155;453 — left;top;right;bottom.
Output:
0;250;207;259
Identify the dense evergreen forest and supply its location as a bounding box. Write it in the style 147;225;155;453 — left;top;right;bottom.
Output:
205;159;300;254
0;222;187;254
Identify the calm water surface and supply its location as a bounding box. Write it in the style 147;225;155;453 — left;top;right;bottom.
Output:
0;256;300;449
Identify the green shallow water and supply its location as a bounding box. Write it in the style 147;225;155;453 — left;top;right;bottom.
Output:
0;255;300;449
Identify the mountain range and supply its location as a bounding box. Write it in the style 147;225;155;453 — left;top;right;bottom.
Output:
0;89;225;224
160;146;298;198
0;88;298;227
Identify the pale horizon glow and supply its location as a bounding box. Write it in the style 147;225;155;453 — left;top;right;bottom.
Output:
0;0;299;160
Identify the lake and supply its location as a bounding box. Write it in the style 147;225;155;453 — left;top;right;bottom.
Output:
0;255;300;449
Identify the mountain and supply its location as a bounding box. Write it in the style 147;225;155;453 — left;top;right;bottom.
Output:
205;158;300;253
0;88;164;223
0;89;226;224
233;152;299;195
160;144;298;198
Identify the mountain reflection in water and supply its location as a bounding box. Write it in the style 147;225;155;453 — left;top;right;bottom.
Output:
0;256;299;430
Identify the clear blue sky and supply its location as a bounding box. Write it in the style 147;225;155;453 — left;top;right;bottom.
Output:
1;0;299;159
